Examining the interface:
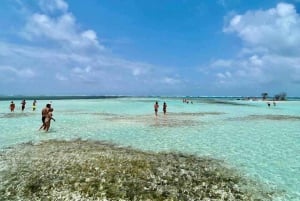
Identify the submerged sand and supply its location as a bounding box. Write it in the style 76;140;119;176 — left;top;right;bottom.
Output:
0;139;274;200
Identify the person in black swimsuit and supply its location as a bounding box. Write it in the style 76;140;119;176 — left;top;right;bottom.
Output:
154;101;159;116
163;102;167;115
21;100;26;111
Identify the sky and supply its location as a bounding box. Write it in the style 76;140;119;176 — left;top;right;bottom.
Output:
1;0;300;97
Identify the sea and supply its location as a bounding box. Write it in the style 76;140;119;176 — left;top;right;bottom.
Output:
0;96;299;200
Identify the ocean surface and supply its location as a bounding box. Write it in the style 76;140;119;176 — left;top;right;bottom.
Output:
0;97;299;200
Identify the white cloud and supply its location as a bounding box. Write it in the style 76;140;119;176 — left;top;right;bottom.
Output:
162;77;181;85
224;2;300;55
39;0;68;13
81;30;97;41
210;52;300;93
249;55;263;66
0;0;182;95
210;2;300;95
23;12;105;50
211;59;233;68
132;68;142;76
22;0;105;52
72;66;92;74
23;13;75;41
216;73;226;79
0;65;35;78
4;1;298;96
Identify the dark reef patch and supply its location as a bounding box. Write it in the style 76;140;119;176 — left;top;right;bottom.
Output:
0;112;36;119
0;139;275;200
178;112;225;116
228;114;300;121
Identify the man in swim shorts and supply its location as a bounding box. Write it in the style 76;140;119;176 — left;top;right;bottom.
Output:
39;103;51;130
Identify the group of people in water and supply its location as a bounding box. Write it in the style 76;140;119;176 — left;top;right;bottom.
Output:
8;99;55;132
9;100;37;112
267;101;276;107
154;101;167;116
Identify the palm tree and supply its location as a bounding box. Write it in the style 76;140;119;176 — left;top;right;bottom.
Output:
261;92;268;100
274;92;287;101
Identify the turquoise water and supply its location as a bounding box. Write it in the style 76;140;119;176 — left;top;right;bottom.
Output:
0;97;299;200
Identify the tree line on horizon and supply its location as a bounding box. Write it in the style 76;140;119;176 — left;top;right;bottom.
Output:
261;92;287;101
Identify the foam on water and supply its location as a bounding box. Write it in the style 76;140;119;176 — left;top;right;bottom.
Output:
0;97;299;200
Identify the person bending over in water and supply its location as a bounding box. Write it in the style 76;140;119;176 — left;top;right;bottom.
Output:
44;108;55;132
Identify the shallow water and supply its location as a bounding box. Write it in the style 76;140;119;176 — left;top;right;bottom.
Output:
0;97;299;200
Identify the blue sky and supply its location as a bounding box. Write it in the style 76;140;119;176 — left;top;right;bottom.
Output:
1;0;300;96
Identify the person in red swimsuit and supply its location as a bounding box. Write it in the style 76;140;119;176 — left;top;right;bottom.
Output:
10;101;15;112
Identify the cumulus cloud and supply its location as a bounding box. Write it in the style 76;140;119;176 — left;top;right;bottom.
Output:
5;0;298;96
81;30;100;46
39;0;68;13
217;71;232;79
209;2;300;95
24;13;75;41
224;3;300;55
249;55;263;66
23;12;105;50
0;0;180;95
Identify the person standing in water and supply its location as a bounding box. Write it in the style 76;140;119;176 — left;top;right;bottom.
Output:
39;103;51;130
154;101;159;116
21;99;26;111
44;108;55;132
10;101;15;112
32;100;37;111
163;102;167;115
